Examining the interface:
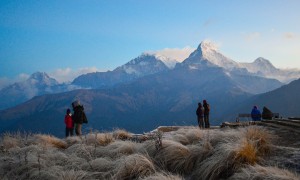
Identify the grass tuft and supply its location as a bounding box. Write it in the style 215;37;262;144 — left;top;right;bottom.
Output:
96;133;114;146
1;133;21;150
35;134;67;149
234;139;258;165
242;126;273;155
154;140;192;174
113;129;133;140
113;154;155;179
140;172;183;180
229;164;300;180
57;169;87;180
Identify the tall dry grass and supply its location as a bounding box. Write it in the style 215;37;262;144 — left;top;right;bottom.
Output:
234;139;258;165
164;127;203;145
113;154;156;179
154;140;194;174
35;134;67;149
113;129;133;140
56;169;87;180
1;133;21;150
95;140;137;158
0;126;298;180
140;172;183;180
85;132;114;146
191;126;275;180
229;164;299;180
242;126;273;155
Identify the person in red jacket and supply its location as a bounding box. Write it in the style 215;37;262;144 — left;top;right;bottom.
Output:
64;108;74;137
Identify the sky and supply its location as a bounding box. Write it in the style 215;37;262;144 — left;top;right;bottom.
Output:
0;0;299;88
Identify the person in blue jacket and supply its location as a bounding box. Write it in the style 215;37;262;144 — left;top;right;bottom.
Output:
251;105;261;121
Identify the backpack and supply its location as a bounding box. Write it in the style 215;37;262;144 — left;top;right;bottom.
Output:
80;107;88;124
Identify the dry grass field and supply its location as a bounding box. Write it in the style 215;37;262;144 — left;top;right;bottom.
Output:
0;126;299;180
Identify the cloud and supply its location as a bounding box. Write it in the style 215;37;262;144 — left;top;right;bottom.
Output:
49;67;104;83
244;32;261;41
0;73;30;90
18;73;30;81
284;32;296;39
145;46;196;62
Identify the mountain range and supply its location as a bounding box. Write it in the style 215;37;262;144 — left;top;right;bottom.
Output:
0;72;81;110
1;41;299;111
0;41;299;137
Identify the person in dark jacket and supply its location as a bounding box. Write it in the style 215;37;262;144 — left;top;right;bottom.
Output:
196;103;204;129
64;109;74;137
73;105;83;136
72;101;88;136
251;105;261;121
203;100;210;128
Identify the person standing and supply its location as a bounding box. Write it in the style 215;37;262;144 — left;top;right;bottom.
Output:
196;103;204;129
251;105;261;121
64;108;74;137
203;100;210;128
72;101;88;136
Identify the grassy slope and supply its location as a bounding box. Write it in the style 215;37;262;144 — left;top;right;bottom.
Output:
0;126;299;180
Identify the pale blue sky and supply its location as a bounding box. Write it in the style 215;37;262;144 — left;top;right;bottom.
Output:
0;0;299;86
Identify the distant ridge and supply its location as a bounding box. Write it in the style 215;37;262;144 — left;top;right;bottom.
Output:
227;78;300;119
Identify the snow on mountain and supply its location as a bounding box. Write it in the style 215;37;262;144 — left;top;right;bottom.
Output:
115;53;171;76
181;40;239;70
73;53;172;89
27;72;59;87
0;72;79;110
143;52;179;69
239;57;278;75
178;41;300;83
240;57;300;83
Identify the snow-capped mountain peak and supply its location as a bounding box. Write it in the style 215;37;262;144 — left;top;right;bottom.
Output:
199;40;218;52
239;57;277;74
182;41;239;70
27;72;58;86
115;53;170;76
253;57;275;68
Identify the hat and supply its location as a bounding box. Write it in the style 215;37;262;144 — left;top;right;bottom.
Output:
66;108;71;114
